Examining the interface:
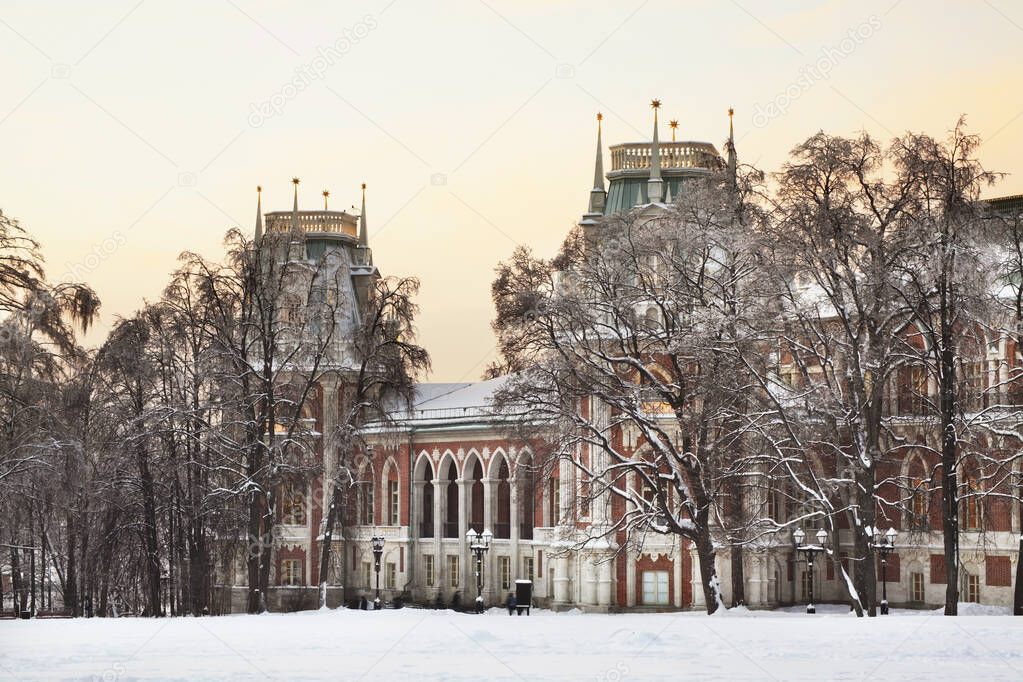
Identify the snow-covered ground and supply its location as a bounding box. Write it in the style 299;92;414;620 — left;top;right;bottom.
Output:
3;604;1022;681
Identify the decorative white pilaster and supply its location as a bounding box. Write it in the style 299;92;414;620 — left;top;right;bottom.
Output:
598;557;613;606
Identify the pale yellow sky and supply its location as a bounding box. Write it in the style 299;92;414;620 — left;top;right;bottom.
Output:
2;0;1021;380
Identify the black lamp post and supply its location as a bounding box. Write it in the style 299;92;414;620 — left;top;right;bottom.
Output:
371;534;385;610
869;526;897;615
466;527;492;612
793;527;828;615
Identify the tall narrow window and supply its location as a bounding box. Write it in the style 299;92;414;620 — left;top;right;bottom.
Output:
470;460;484;533
424;555;435;587
549;478;561;525
523;556;535;582
388;478;400;526
444;462;459;538
421;470;434;538
447;555;459;588
496;460;511;539
281;482;306;525
911;572;925;602
360;475;374;526
520;456;535;540
385;562;396;590
499;556;511;590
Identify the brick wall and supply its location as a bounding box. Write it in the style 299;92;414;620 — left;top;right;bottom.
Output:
930;554;946;584
986;556;1011;587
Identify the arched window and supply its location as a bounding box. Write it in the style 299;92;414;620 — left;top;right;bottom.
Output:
358;464;374;526
386;465;400;526
470;459;484;533
496;460;511;539
519;454;536;540
548;470;561;526
444;460;458;538
419;459;435;538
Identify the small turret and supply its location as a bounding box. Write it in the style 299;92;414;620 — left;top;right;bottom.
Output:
588;113;606;214
358;183;372;265
254;185;264;242
726;108;737;189
647;99;663;204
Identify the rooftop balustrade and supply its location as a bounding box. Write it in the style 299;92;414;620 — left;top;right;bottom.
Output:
609;141;721;172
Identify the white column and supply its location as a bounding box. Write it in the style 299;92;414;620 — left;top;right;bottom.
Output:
431;478;442;600
626;552;636;607
554;554;570;604
581;556;597;605
509;480;520;591
457;479;468;598
673;552;683;608
598;556;612;606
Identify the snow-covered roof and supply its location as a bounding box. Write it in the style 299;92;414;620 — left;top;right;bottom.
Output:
364;376;515;433
413;376;511;411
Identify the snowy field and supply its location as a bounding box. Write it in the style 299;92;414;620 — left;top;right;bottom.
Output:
3;604;1023;681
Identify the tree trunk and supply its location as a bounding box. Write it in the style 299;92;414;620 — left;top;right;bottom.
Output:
138;446;162;617
693;522;721;614
939;326;959;616
246;491;264;614
317;481;343;609
65;512;78;616
729;544;745;608
1014;495;1023;615
855;470;878;617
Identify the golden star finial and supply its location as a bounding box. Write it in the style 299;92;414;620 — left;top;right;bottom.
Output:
669;120;678;129
596;112;603;121
728;107;734;118
650;99;661;109
292;177;300;185
322;189;330;209
361;182;366;190
257;185;262;193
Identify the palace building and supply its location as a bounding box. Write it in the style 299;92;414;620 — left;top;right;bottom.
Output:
218;110;1023;614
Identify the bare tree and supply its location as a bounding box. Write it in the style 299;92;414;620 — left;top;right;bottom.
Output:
494;171;763;613
315;275;429;608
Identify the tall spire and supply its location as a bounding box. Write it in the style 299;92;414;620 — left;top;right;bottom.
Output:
322;189;330;210
647;99;663;204
254;185;263;241
726;107;737;188
587;112;606;214
291;177;300;231
359;183;369;248
669;119;678;143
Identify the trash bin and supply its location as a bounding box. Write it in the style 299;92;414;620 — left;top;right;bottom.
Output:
514;580;532;616
20;610;31;620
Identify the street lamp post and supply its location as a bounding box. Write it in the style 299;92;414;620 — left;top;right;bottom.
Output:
869;526;897;615
793;528;828;615
371;534;385;610
466;528;493;613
